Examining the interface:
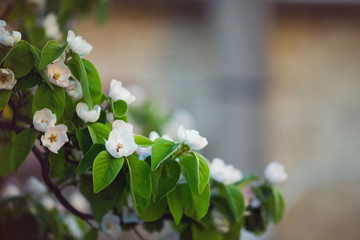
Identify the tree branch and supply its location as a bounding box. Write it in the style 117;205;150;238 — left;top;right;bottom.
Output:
0;121;26;133
32;145;93;220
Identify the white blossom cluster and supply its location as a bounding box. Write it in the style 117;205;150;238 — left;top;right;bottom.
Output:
0;20;21;47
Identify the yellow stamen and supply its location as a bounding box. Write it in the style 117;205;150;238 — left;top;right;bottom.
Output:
53;73;60;81
41;119;48;123
0;75;7;83
49;134;57;143
116;144;123;152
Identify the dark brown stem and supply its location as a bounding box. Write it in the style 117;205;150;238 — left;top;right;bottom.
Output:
32;145;93;220
0;121;25;133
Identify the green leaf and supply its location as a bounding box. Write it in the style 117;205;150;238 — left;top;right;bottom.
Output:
152;160;181;202
191;183;210;220
99;171;126;201
139;197;167;221
88;123;111;145
0;90;11;111
236;173;259;189
39;40;68;69
262;186;285;224
48;148;65;178
0;141;14;176
134;135;154;147
62;95;75;121
167;185;183;225
14;73;42;90
111;99;128;118
82;59;102;105
77;144;105;175
193;152;210;194
151;138;178;171
68;52;92;109
76;128;93;154
93;150;124;193
32;84;65;120
126;155;152;214
3;40;34;78
218;183;245;223
191;223;222;240
10;128;39;171
83;228;98;240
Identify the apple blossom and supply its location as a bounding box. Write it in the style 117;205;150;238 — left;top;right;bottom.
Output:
122;196;141;224
105;128;138;159
177;125;208;150
101;211;122;239
264;161;288;184
25;176;47;196
46;59;71;87
64;215;83;238
149;131;173;142
0;68;16;90
41;196;56;210
0;21;21;47
42;13;62;41
212;209;231;233
112;119;133;132
66;79;83;100
210;158;243;185
76;102;101;123
33;108;57;132
67;30;93;57
108;79;136;104
69;191;90;213
2;184;21;198
41;124;69;154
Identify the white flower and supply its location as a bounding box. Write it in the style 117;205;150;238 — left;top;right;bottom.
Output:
109;79;136;104
0;21;21;47
149;131;173;142
2;184;21;198
66;79;82;100
264;161;288;184
33;108;57;132
101;211;122;239
242;187;260;208
136;147;151;161
42;13;62;41
41;124;68;154
64;215;83;238
210;158;243;185
112;119;133;132
41;196;56;210
69;191;90;213
76;103;101;123
25;177;47;196
105;121;137;158
46;60;70;87
67;30;93;57
177;125;208;150
212;209;230;233
0;68;16;90
163;109;194;138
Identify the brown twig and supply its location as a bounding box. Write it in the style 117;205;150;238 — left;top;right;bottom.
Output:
32;145;93;220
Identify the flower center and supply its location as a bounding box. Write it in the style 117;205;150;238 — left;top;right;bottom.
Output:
53;72;60;81
116;144;123;152
49;134;57;143
41;119;48;123
0;75;7;84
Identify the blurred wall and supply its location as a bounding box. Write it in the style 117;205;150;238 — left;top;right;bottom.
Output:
266;4;360;240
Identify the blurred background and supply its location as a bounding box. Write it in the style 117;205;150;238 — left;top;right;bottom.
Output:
3;0;360;239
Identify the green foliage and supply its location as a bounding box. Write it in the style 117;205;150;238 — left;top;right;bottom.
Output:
217;183;245;223
0;90;11;111
151;138;179;171
83;228;98;240
0;141;14;177
68;52;92;108
152;160;181;202
76;128;93;154
10;128;39;171
32;84;65;120
82;59;102;106
15;73;42;90
48;148;65;178
88;123;111;145
167;185;184;225
126;155;152;214
139;197;167;221
39;40;68;69
134;135;154;147
77;144;105;175
261;186;286;224
111;99;128;118
193;152;210;194
3;41;34;78
93;151;124;193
